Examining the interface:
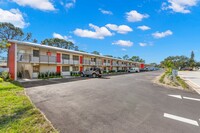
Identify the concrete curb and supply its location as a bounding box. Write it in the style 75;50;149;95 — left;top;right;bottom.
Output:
184;80;200;95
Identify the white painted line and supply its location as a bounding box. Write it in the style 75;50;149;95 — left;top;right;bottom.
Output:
183;97;200;102
168;94;182;99
164;113;199;126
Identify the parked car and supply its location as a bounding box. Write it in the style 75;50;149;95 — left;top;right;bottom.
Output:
128;67;140;73
81;67;102;78
180;67;193;71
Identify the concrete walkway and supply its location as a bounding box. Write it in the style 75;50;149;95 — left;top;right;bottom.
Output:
179;71;200;94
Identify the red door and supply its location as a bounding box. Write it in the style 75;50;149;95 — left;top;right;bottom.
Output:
140;64;145;69
56;66;61;73
80;56;83;64
56;53;61;63
80;66;83;72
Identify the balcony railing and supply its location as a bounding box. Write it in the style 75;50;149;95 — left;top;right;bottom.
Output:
17;54;80;65
83;60;102;66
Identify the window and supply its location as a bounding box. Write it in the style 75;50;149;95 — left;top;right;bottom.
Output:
73;55;79;61
91;58;96;62
33;50;39;57
62;66;70;72
73;66;79;71
108;60;110;63
33;65;39;72
104;60;106;63
62;54;70;60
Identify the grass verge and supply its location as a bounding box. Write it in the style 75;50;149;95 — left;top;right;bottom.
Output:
0;81;57;133
159;71;189;90
176;76;189;89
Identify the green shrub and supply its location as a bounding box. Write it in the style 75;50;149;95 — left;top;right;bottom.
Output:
0;78;3;82
176;76;189;89
0;72;11;81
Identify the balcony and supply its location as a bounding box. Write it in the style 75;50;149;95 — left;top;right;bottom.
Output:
83;60;97;66
17;54;80;65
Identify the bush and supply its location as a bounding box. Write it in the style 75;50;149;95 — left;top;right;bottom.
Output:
0;78;3;82
0;72;11;81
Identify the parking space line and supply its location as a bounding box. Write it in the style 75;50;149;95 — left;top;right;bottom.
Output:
183;97;200;102
164;113;199;126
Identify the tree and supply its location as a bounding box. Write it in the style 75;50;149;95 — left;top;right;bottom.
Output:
189;51;196;68
91;51;100;55
0;23;32;52
104;55;113;57
0;22;32;66
160;56;190;70
129;56;145;63
122;55;129;60
41;38;77;50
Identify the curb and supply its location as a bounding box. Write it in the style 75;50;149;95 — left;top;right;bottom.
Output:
184;80;200;95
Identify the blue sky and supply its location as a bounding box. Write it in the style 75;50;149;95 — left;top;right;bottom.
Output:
0;0;200;63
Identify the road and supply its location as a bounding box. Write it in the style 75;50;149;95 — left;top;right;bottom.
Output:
25;71;200;133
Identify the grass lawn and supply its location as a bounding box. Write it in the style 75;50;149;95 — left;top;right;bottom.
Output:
0;81;57;133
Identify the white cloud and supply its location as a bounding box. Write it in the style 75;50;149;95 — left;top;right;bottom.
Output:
105;24;133;34
99;8;113;15
139;43;147;47
152;30;173;39
126;10;149;22
162;0;198;13
53;32;75;43
66;0;76;9
0;8;29;28
112;40;133;47
122;48;127;51
74;24;113;39
11;0;55;11
137;25;151;31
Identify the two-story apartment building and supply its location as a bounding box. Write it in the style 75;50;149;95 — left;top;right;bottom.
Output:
8;40;143;80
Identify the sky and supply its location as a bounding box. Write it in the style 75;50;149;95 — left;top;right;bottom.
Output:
0;0;200;63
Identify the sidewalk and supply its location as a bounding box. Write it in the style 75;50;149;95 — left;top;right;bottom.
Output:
178;71;200;94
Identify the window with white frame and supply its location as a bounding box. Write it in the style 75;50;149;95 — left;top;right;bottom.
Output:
62;54;70;60
72;66;79;71
62;66;70;72
33;50;39;57
73;55;79;61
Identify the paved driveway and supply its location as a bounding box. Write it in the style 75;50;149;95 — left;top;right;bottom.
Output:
25;71;200;133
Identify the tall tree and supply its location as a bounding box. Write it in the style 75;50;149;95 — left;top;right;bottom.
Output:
189;51;196;68
104;55;113;57
160;56;190;69
0;22;32;52
91;51;100;55
41;38;76;50
122;55;129;60
0;22;32;66
129;56;145;63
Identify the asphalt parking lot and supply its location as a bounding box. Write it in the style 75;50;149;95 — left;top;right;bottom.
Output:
25;71;200;133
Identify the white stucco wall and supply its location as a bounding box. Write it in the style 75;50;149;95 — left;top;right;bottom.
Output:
40;64;56;73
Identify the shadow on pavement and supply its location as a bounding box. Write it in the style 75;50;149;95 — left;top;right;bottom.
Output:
22;77;90;88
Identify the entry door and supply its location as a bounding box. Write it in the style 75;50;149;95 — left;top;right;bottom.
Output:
56;53;61;63
57;66;61;73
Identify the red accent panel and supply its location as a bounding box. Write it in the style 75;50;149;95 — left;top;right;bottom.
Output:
56;53;61;63
8;43;16;80
56;66;61;73
140;64;145;69
80;56;83;64
80;66;83;72
47;52;51;56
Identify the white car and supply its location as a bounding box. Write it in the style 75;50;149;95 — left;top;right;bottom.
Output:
128;67;140;73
